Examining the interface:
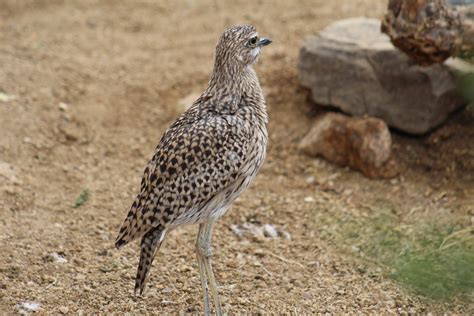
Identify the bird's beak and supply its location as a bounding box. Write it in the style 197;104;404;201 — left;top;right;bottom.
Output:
258;38;272;47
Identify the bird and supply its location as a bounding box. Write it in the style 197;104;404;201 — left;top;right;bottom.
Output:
115;25;271;315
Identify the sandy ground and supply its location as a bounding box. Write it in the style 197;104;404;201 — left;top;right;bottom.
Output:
1;0;473;314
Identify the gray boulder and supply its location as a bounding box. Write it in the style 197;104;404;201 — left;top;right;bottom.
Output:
298;17;468;135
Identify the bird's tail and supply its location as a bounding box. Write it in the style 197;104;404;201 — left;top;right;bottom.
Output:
115;197;146;249
135;227;166;296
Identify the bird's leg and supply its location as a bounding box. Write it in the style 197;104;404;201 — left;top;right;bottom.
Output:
196;223;211;315
196;219;223;316
202;220;223;315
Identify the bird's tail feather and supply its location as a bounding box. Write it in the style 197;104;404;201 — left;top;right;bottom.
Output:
115;197;145;249
135;227;165;296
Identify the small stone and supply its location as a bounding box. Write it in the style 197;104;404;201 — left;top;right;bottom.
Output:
230;224;244;239
43;252;67;264
228;283;237;290
0;161;20;184
59;306;69;314
305;176;316;184
304;196;315;203
58;102;69;111
299;112;398;179
0;92;16;102
23;137;32;144
16;301;40;314
162;287;173;293
179;265;192;273
281;230;292;240
243;223;265;241
262;224;278;238
351;246;360;252
58;124;80;142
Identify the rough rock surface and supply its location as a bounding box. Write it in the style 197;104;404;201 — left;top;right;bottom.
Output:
299;112;398;179
298;17;467;135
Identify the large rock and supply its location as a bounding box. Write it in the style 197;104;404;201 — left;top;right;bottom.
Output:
298;17;467;135
299;113;398;179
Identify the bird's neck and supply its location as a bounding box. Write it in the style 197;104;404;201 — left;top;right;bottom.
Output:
202;62;267;127
205;61;257;97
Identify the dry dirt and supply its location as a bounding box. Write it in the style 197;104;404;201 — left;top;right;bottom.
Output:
0;0;473;314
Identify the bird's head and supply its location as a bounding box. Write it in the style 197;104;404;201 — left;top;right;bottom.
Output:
215;25;272;68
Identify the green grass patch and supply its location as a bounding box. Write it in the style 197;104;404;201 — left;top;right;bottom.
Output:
315;200;474;302
72;189;89;208
393;248;474;299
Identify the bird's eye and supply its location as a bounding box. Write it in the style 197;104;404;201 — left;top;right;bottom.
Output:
248;36;258;47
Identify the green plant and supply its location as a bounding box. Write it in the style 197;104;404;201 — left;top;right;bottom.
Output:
72;189;89;208
314;200;474;302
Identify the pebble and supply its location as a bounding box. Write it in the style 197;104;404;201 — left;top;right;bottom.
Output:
43;252;67;264
162;287;173;293
58;102;69;111
243;223;265;240
0;160;19;184
16;301;41;314
304;196;315;203
231;223;292;241
262;224;278;238
281;230;292;240
0;92;16;102
59;306;69;314
229;224;244;238
51;252;67;263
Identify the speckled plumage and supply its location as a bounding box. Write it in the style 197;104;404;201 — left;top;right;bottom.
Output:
115;25;271;311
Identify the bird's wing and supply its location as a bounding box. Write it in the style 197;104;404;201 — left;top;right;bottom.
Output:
115;114;250;248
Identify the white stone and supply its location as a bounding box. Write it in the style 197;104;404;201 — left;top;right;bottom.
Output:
304;196;315;203
50;252;67;263
16;301;41;314
262;224;278;238
58;102;69;111
0;92;16;102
